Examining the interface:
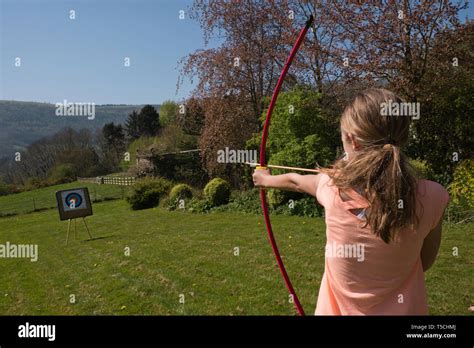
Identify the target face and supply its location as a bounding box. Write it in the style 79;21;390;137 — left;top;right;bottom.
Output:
56;187;93;220
64;192;83;210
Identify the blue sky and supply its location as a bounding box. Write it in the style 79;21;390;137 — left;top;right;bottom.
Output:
0;0;472;105
0;0;214;105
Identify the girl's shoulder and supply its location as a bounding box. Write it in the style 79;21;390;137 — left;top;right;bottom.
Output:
416;179;450;230
315;173;335;207
317;172;332;184
416;179;450;202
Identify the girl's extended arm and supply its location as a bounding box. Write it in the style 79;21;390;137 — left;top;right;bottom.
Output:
253;169;321;198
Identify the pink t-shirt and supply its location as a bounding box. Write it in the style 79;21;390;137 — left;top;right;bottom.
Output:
315;174;450;315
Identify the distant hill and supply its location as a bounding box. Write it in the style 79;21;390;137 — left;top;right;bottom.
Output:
0;101;160;156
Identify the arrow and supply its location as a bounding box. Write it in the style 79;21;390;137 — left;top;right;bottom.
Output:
246;162;320;174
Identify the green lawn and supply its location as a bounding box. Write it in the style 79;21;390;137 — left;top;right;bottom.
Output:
0;191;472;315
0;181;129;216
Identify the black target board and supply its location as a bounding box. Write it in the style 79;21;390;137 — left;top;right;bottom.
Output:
56;187;93;221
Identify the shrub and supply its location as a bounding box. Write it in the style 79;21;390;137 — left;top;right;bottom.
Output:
211;189;322;217
267;189;286;207
448;159;474;208
447;159;474;223
187;198;214;213
274;197;324;217
409;158;433;180
213;189;262;214
164;184;194;211
48;163;76;185
430;172;453;189
23;177;49;191
126;177;172;210
204;178;230;206
160;196;176;211
169;184;193;202
0;179;11;196
267;188;304;208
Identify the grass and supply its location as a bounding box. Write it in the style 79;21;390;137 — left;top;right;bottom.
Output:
0;181;129;216
0;200;325;315
0;185;472;315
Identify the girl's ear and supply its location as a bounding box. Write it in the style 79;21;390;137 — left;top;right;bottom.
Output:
347;133;361;151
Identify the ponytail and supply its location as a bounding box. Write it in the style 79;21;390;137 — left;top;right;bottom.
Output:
322;89;419;243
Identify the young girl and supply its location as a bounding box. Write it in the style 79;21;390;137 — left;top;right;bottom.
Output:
253;89;450;315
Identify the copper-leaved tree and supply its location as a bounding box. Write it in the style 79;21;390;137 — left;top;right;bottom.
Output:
179;0;295;182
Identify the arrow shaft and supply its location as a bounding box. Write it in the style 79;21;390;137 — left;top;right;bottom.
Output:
248;162;320;174
269;164;320;173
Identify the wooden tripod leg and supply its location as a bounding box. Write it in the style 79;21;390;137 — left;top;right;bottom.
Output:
74;218;77;240
66;219;71;245
83;218;93;240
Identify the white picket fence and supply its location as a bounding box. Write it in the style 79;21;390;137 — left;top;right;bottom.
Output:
78;176;136;186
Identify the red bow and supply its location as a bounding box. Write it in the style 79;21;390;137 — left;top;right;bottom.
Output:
259;15;314;316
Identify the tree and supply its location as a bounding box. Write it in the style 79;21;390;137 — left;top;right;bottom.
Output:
330;0;468;100
125;105;161;140
180;0;470;185
180;1;296;184
102;123;126;151
198;95;255;185
159;100;178;127
48;163;76;184
99;122;126;172
151;124;197;154
139;105;161;136
291;0;358;99
60;149;101;177
248;87;339;170
180;0;294;121
125;110;140;140
177;97;205;136
10;128;102;184
407;22;473;179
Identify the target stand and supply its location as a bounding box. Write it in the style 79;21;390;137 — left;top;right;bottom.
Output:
56;188;94;245
65;217;93;245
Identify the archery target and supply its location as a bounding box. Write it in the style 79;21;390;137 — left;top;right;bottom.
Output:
56;187;93;220
63;191;84;210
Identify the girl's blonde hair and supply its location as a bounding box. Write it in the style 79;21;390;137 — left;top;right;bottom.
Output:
321;88;418;243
